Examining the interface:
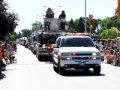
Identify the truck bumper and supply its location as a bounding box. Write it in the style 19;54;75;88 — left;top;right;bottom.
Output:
38;52;52;56
60;60;101;69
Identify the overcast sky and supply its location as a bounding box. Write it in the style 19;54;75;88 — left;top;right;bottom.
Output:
4;0;118;32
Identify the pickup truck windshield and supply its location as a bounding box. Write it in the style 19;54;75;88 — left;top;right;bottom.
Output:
60;37;95;47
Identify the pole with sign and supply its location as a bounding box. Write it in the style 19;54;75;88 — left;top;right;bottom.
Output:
88;14;93;34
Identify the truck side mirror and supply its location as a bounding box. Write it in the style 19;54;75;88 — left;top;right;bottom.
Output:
95;44;99;49
52;44;58;48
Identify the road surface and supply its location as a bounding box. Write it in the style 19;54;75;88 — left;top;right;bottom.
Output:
0;44;120;90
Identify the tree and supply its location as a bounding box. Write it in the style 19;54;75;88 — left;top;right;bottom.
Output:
115;18;120;31
32;21;41;31
0;0;19;40
15;31;22;39
68;18;74;28
68;27;75;33
21;29;32;38
77;17;85;33
100;28;117;39
67;18;75;32
5;32;17;41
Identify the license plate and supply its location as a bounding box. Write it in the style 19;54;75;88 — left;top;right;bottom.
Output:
76;60;89;64
78;62;85;66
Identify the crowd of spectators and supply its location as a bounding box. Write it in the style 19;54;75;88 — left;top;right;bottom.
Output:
0;41;17;78
95;39;120;65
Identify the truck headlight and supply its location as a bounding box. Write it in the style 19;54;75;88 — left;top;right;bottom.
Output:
60;53;71;60
92;53;96;59
60;56;71;60
92;53;96;56
92;53;101;60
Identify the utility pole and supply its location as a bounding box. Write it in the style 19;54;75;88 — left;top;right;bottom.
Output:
85;0;87;33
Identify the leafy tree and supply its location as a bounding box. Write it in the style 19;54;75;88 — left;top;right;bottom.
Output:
0;0;19;40
68;18;74;28
77;17;85;33
100;28;117;39
15;31;22;38
101;17;110;29
5;32;16;41
18;32;22;38
21;29;32;38
67;18;75;32
74;19;79;27
101;16;120;31
115;18;120;30
68;27;75;33
32;21;41;31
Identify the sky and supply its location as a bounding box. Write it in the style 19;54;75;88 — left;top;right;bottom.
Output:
4;0;118;32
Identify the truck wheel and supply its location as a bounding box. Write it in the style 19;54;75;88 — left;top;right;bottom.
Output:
38;56;42;61
84;68;89;73
33;51;36;55
59;64;65;75
53;62;58;72
93;66;101;75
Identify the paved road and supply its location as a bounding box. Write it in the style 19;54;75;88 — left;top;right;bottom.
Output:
0;45;120;90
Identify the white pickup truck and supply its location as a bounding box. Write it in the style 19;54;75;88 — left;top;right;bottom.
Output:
52;35;101;75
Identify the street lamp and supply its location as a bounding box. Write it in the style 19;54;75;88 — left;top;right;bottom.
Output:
52;6;62;10
43;6;62;10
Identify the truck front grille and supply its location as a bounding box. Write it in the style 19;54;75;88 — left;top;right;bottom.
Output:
72;53;92;60
72;57;90;59
76;53;92;56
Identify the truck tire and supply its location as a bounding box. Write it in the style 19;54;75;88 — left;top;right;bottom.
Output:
84;68;89;73
53;62;58;72
93;66;101;75
58;58;65;75
59;67;65;75
59;64;65;75
33;50;36;55
38;55;42;61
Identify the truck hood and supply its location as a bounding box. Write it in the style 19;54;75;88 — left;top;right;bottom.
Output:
59;47;99;53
